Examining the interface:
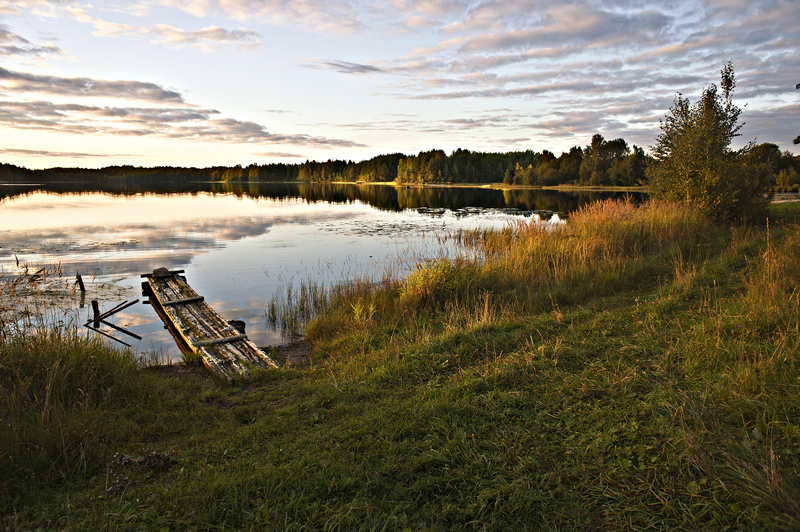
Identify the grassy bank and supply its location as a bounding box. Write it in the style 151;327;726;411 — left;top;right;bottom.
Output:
2;199;800;529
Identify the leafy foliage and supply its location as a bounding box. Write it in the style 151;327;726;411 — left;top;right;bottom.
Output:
648;61;771;223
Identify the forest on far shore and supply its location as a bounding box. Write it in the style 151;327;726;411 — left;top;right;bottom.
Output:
2;133;799;191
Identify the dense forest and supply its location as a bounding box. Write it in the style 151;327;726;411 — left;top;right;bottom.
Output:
2;133;798;190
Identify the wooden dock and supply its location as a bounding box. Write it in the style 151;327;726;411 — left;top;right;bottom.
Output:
142;268;278;381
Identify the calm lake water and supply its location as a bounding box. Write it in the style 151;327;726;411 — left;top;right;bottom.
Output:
0;182;640;361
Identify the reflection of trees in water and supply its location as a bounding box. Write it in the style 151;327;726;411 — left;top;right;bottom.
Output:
1;180;645;214
255;183;645;213
501;189;643;212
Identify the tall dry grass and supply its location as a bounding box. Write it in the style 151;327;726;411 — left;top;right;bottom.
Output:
0;266;158;511
395;198;715;315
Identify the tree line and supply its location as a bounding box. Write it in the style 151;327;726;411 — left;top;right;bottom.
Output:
2;135;798;195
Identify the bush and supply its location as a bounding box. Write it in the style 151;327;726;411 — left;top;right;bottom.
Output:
647;61;771;223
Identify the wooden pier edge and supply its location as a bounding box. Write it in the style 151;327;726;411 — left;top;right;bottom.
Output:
142;267;279;381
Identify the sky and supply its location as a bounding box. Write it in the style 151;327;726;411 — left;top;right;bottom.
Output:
0;0;798;169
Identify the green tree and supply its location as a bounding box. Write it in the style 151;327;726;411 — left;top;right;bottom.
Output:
647;61;770;223
558;146;583;184
536;150;558;185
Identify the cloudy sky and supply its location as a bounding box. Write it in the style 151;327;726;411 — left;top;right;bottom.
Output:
1;0;798;169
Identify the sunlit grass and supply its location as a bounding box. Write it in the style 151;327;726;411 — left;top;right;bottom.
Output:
4;199;800;529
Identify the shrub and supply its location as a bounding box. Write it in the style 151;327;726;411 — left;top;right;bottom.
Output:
647;61;771;223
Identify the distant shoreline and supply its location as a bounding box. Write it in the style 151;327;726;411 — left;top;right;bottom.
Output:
333;181;650;193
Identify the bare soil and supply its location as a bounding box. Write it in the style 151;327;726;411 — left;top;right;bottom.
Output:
268;339;312;366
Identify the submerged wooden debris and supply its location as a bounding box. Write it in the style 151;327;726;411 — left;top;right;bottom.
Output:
142;268;278;381
84;298;142;347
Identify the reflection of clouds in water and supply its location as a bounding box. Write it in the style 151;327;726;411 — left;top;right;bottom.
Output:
3;191;558;362
248;298;266;309
209;300;232;312
0;210;355;276
113;310;162;328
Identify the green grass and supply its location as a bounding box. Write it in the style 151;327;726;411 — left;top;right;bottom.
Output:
3;199;800;529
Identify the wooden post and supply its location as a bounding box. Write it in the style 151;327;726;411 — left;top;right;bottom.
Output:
75;272;86;292
91;300;100;328
76;273;86;308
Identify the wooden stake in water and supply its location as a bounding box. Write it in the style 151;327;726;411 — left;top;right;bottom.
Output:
75;272;86;292
91;300;100;328
76;273;86;308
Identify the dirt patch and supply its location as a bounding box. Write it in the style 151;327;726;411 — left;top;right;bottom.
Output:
268;339;312;366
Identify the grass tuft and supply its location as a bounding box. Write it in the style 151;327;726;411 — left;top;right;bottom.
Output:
0;325;151;510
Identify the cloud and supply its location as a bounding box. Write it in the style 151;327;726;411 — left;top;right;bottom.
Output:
0;67;185;102
257;152;307;158
0;63;364;149
144;24;261;51
159;0;214;18
407;80;601;100
0;98;363;147
738;103;800;148
325;111;525;138
0;147;136;158
487;137;531;146
0;26;63;57
66;4;262;51
307;60;393;75
375;1;795;112
168;0;366;34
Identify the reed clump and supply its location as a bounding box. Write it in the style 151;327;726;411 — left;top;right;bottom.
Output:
304;198;719;336
0;324;156;511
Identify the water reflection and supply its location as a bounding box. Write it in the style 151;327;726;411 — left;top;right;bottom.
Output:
1;181;643;213
0;183;641;362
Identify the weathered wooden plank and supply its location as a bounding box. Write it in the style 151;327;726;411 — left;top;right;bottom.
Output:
143;268;279;381
163;296;205;306
195;334;247;347
99;319;143;340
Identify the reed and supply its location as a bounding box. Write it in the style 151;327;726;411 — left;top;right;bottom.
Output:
0;323;150;509
301;199;720;344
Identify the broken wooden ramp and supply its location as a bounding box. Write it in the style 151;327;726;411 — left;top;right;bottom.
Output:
142;267;278;381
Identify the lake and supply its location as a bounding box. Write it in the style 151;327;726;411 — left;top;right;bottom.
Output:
0;182;640;362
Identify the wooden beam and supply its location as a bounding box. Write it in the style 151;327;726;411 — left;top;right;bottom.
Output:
99;318;143;341
140;269;185;278
162;296;205;306
83;299;140;326
75;273;86;293
85;325;132;347
194;334;248;347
